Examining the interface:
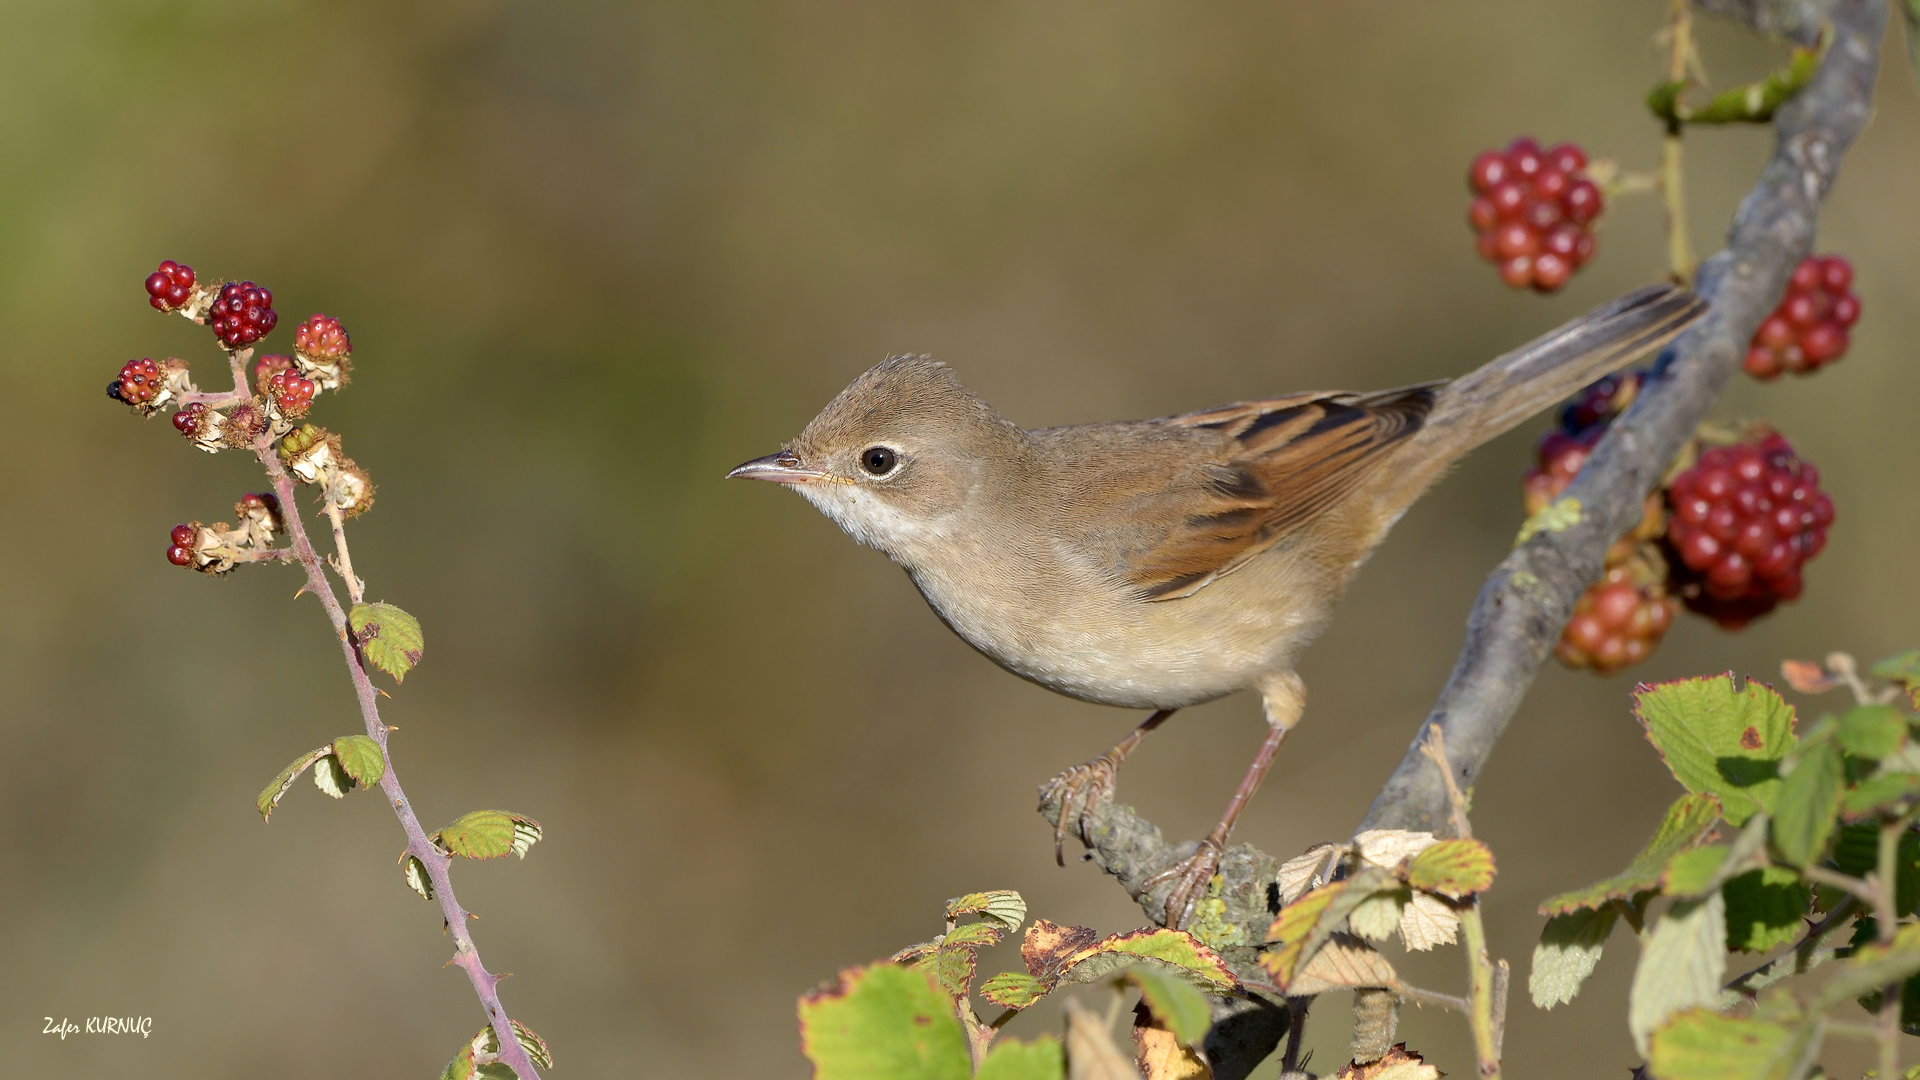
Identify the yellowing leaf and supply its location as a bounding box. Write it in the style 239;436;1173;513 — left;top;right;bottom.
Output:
1540;793;1721;915
1405;838;1496;898
1396;892;1460;952
1277;843;1342;905
1023;920;1101;982
434;810;543;860
1132;1016;1208;1080
981;971;1048;1010
1347;891;1406;942
402;853;434;900
1647;1008;1812;1080
1287;933;1399;997
946;890;1027;934
941;921;1004;950
1333;1045;1441;1080
1062;997;1138;1080
1122;965;1213;1046
1057;929;1237;994
1354;829;1437;869
331;734;386;788
1261;867;1391;991
256;745;332;820
349;601;424;683
1635;674;1797;824
799;964;971;1080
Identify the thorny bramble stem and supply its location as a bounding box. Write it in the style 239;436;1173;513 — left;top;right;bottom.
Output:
1424;729;1503;1080
323;502;366;606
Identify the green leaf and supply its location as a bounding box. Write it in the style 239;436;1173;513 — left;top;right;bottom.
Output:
256;746;332;820
1122;965;1213;1046
313;752;353;798
928;942;975;1001
402;854;434;900
348;601;424;683
1647;1007;1816;1080
1662;844;1732;899
468;1021;553;1071
799;963;971;1080
1843;773;1920;819
1530;907;1619;1009
974;1036;1063;1080
331;734;386;787
1814;924;1920;1009
1723;867;1812;954
945;891;1026;934
1872;650;1920;686
1347;889;1406;942
1636;674;1798;825
979;971;1047;1010
1540;793;1722;915
940;922;1004;950
1771;740;1844;867
1628;891;1728;1056
1058;928;1238;994
1838;705;1908;760
1405;838;1496;898
434;810;543;860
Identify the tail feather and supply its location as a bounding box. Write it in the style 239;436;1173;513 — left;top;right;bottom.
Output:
1381;283;1705;516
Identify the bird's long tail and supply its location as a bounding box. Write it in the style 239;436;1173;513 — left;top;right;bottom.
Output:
1382;282;1705;519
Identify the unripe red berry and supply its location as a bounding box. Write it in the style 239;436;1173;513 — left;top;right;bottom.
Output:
1744;254;1859;380
1664;429;1831;627
114;357;162;404
1465;139;1602;293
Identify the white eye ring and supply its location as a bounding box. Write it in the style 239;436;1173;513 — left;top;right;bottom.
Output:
860;445;900;476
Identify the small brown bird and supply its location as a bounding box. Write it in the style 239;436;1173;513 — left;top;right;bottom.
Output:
730;284;1703;926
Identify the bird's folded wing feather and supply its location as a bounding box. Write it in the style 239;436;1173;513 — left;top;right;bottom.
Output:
1119;385;1440;600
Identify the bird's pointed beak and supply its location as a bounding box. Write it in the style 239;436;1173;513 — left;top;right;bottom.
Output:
726;450;826;484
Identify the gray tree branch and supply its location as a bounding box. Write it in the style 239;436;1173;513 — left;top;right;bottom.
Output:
1037;0;1887;1025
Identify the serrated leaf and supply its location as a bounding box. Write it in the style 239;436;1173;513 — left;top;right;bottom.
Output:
799;963;971;1080
1262;867;1392;990
1057;928;1238;994
1662;844;1732;898
974;1036;1063;1080
402;854;434;900
1872;649;1920;688
256;745;332;820
348;601;424;683
1540;793;1722;914
1287;932;1399;997
1277;842;1343;905
1647;1007;1815;1080
930;941;975;1000
1531;906;1619;1009
1121;965;1213;1046
1021;919;1100;981
313;752;353;798
1845;773;1920;819
980;971;1048;1010
331;734;386;787
945;890;1026;934
1772;740;1844;867
1397;891;1460;951
1723;867;1811;954
1354;829;1438;869
1348;889;1407;942
1636;674;1798;824
1406;838;1496;898
469;1020;554;1072
1628;891;1728;1056
940;921;1004;950
1132;1015;1208;1080
434;810;542;860
1838;705;1908;760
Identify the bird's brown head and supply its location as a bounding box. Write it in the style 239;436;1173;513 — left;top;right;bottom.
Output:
726;354;1028;557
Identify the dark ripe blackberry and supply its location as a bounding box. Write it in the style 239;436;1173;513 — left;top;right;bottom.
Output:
1558;370;1645;434
167;545;194;566
107;379;126;401
1664;432;1832;628
171;524;196;547
173;401;207;436
1745;255;1859;380
210;281;278;348
1465;138;1603;292
144;260;196;311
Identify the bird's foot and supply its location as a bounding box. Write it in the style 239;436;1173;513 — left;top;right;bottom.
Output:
1039;751;1126;867
1142;835;1226;930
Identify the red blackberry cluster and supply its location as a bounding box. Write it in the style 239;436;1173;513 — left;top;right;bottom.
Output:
144;260;196;312
254;354;293;394
1468;138;1604;293
173;401;207;437
1665;431;1833;628
268;370;317;415
167;523;198;567
1557;561;1679;674
1745;255;1859;380
209;281;278;349
110;357;162;404
295;314;350;361
1524;372;1662;563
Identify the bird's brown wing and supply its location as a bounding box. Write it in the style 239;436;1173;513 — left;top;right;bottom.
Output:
1125;385;1440;600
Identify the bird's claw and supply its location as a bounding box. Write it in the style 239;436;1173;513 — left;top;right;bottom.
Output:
1040;753;1122;867
1143;836;1225;930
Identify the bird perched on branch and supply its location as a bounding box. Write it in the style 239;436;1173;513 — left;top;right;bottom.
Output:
729;283;1703;927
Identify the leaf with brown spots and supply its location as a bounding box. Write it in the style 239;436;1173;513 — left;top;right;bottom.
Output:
1023;919;1102;981
1333;1044;1440;1080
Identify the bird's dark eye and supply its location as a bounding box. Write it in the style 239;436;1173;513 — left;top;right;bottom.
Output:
861;446;898;475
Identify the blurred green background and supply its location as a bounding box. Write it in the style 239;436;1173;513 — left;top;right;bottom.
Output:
3;1;1915;1075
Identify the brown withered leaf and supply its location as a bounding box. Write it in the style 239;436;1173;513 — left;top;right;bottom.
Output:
1065;997;1145;1080
1287;933;1399;997
1277;842;1343;905
1132;1001;1211;1080
1780;659;1839;694
1333;1044;1441;1080
1026;919;1103;981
